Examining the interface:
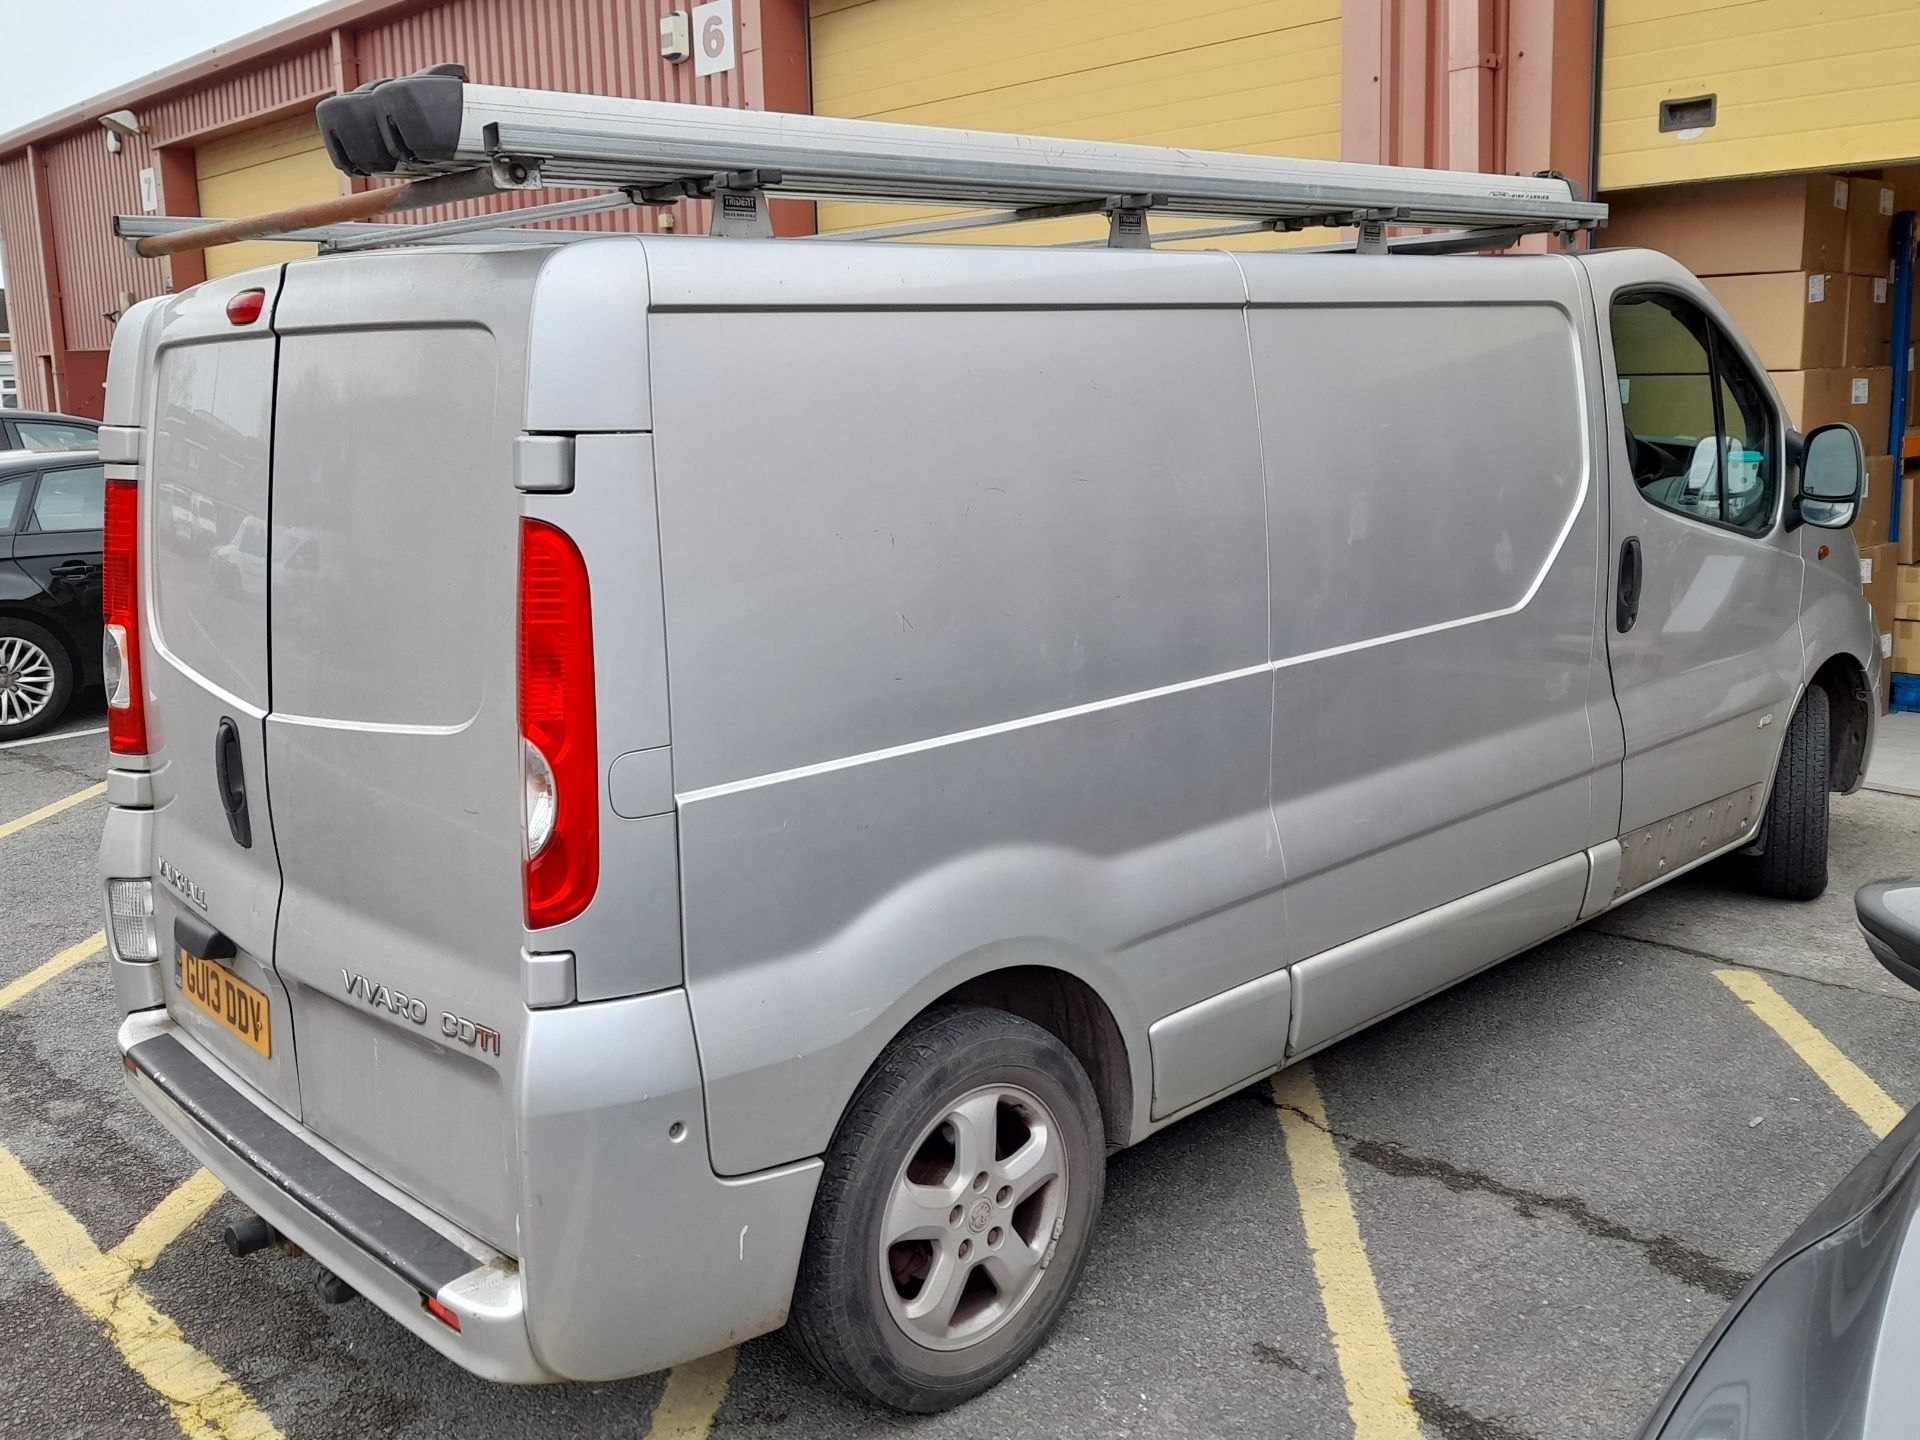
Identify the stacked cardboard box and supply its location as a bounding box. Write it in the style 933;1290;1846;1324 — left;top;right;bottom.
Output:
1610;176;1906;664
1895;563;1919;675
1608;177;1895;470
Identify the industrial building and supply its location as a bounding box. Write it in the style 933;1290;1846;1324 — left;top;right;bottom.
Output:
4;0;1920;419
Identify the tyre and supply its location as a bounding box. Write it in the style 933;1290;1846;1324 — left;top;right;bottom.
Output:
0;618;73;742
787;1006;1106;1412
1746;685;1830;901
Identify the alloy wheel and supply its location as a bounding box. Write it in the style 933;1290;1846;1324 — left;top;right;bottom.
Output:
878;1083;1069;1352
0;636;57;728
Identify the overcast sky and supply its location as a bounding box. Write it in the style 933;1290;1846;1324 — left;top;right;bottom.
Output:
0;0;319;134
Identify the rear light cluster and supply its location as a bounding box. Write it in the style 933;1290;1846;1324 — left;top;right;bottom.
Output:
103;476;147;755
518;518;598;928
107;878;158;961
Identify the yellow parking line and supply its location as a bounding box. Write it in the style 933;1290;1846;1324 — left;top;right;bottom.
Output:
0;931;105;1012
645;1349;737;1439
1272;1063;1422;1440
113;1171;227;1273
0;781;107;841
1715;969;1907;1139
0;1142;282;1439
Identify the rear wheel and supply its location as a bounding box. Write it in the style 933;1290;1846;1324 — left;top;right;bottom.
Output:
1746;685;1830;901
0;620;72;741
787;1006;1105;1412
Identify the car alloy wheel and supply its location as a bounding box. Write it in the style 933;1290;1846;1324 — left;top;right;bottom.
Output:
877;1082;1069;1352
0;635;57;728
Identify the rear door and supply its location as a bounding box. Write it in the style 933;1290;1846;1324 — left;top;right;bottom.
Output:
11;461;105;677
1592;266;1805;839
139;273;297;1114
262;247;545;1252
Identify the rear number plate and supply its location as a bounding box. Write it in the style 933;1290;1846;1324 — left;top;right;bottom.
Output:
177;950;271;1058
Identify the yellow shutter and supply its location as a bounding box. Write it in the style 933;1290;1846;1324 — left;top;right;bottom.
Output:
1602;0;1920;190
194;113;337;278
808;0;1342;247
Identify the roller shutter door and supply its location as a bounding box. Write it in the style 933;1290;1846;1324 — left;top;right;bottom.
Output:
1602;0;1920;189
195;113;337;278
808;0;1341;246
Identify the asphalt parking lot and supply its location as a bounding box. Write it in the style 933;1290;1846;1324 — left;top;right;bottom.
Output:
2;705;1916;1440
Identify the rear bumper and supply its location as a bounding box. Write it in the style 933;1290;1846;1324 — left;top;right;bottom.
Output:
119;1009;547;1381
119;989;825;1384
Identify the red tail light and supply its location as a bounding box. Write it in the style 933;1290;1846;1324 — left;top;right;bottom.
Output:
518;518;598;928
103;476;148;755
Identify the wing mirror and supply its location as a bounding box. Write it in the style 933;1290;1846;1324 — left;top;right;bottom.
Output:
1796;422;1866;530
1857;880;1920;993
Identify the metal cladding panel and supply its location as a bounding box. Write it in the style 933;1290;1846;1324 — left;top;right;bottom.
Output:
44;130;170;352
358;0;753;235
0;156;51;391
141;46;334;146
807;0;1342;246
1602;0;1920;187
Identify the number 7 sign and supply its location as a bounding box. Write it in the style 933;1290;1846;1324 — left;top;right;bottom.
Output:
693;0;736;77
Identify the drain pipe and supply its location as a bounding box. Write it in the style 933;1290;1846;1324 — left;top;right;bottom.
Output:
1586;0;1605;245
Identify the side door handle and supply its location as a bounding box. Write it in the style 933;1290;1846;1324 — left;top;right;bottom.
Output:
214;718;253;849
1616;535;1643;634
49;560;92;577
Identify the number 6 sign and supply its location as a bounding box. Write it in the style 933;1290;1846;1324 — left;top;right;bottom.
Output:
692;0;736;77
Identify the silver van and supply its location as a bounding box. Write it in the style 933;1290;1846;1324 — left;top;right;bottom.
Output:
98;138;1879;1413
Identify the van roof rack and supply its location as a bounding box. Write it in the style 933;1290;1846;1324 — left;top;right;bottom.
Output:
117;64;1605;260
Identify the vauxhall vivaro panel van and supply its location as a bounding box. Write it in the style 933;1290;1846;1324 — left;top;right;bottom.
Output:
98;77;1878;1413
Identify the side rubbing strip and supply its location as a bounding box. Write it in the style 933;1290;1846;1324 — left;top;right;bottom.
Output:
126;1035;481;1294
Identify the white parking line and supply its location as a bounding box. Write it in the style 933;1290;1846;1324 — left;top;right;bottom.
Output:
0;724;107;751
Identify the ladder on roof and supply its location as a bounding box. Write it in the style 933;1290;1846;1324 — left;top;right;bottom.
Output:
117;64;1606;259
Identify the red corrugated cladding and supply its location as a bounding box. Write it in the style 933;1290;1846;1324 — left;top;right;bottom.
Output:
0;0;808;413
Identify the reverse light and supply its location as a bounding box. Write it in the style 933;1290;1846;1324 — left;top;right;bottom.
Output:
225;288;266;326
103;476;148;754
107;878;158;961
518;518;598;928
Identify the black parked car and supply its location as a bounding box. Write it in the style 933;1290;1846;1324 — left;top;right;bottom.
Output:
0;448;103;739
1;408;98;454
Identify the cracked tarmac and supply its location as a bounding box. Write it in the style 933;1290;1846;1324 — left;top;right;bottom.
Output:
2;711;1916;1439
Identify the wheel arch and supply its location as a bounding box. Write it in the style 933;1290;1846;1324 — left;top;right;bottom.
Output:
1806;652;1872;793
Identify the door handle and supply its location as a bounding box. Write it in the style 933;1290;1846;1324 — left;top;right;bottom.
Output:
214;718;253;849
1616;536;1643;634
49;560;92;576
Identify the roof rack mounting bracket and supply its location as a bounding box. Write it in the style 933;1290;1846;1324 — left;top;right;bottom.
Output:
1105;193;1164;250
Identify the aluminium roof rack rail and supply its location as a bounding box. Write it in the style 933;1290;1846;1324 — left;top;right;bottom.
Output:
119;63;1606;260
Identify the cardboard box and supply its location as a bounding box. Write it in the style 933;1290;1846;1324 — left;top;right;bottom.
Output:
1858;455;1896;547
1770;367;1893;454
1703;272;1843;369
1897;562;1920;619
1895;618;1920;674
1844;180;1896;276
1604;174;1849;275
1842;273;1894;367
1863;543;1898;641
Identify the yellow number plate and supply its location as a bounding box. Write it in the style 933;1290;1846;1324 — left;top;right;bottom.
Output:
178;950;271;1059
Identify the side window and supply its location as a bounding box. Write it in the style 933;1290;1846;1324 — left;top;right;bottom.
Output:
29;465;106;533
1610;292;1778;534
0;476;25;535
14;421;97;452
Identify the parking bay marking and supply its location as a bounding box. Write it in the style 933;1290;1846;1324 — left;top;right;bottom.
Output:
1714;968;1907;1139
0;1142;282;1440
1272;1063;1423;1440
0;930;105;1012
645;1348;737;1439
0;780;106;840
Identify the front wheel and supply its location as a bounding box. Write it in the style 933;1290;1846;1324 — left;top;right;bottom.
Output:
786;1006;1105;1412
1745;685;1830;901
